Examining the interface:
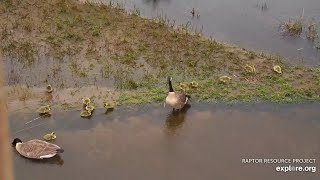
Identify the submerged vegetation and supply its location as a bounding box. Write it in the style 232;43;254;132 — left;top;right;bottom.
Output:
283;18;303;35
307;22;318;42
1;0;320;112
281;9;319;45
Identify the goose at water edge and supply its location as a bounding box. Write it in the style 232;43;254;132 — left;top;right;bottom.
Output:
164;76;191;111
12;138;64;159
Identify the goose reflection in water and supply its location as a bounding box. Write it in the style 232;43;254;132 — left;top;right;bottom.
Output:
30;155;64;166
165;103;191;135
15;151;65;166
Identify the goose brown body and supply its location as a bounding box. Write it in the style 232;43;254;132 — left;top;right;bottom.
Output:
166;92;189;110
165;76;190;110
13;139;64;159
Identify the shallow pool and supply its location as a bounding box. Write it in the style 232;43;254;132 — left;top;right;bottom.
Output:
10;103;320;180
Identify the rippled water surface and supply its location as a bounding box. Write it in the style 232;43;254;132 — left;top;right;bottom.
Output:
10;103;320;180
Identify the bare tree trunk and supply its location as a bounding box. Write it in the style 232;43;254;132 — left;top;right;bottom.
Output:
0;46;14;180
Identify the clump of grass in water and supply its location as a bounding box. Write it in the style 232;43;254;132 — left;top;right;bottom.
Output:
282;9;304;36
284;18;303;35
190;8;200;19
131;5;140;16
280;16;319;44
306;22;318;42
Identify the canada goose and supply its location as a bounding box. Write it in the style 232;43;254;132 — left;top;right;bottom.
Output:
80;110;92;118
244;64;256;73
179;83;189;92
219;75;232;84
104;102;115;109
43;132;57;141
165;76;190;110
189;81;199;88
82;97;91;106
85;104;95;112
12;138;64;159
104;101;116;110
273;65;282;74
46;85;53;93
37;105;51;114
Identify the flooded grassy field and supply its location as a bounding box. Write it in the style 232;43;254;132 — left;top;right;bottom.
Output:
10;103;320;180
2;1;320;178
2;0;320;108
111;0;320;66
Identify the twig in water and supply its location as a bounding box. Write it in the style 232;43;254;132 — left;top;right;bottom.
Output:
13;121;49;135
25;114;50;125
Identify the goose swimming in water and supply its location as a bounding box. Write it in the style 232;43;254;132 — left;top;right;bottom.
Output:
165;76;190;111
12;138;64;159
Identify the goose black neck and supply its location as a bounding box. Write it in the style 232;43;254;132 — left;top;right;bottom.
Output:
168;79;174;92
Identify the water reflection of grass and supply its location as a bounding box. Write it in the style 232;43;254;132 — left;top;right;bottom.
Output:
1;0;320;111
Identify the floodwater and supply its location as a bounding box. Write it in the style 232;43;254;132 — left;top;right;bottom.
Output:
10;103;320;180
106;0;320;66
